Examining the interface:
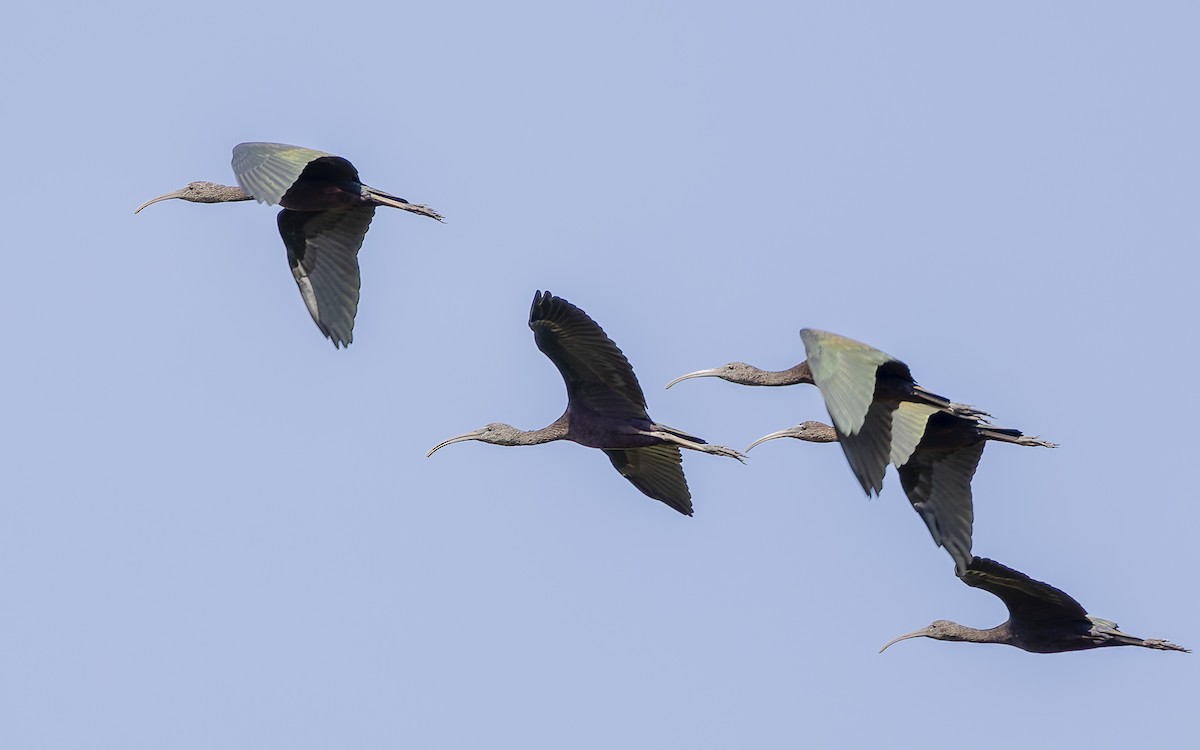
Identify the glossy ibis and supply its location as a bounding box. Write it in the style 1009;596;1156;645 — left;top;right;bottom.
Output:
745;420;1054;574
668;329;1047;499
880;556;1189;653
135;142;442;347
427;291;745;516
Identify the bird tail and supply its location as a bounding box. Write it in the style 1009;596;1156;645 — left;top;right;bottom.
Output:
364;187;445;222
655;423;708;444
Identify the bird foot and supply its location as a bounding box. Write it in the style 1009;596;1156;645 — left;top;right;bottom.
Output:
949;401;991;420
1144;639;1191;652
1017;435;1058;448
406;203;445;222
648;429;747;463
700;443;748;464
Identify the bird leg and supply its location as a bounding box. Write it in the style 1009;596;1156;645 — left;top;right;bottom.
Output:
646;431;747;463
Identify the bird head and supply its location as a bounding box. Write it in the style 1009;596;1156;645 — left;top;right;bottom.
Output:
666;362;762;388
879;620;964;652
426;423;524;456
745;421;838;452
135;181;250;213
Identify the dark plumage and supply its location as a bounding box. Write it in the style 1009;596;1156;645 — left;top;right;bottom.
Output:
880;557;1189;654
135;142;442;347
427;291;745;515
671;329;1054;572
746;419;1053;574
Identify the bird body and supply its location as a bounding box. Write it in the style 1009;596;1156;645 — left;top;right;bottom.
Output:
745;416;1051;573
668;329;1000;498
674;329;1054;572
880;557;1189;654
427;291;744;516
135;142;442;347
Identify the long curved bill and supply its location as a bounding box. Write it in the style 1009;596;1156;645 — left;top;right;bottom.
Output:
878;628;932;653
134;189;189;214
745;426;801;453
665;367;724;389
426;430;484;458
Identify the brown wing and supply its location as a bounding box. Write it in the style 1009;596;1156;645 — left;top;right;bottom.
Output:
529;291;649;419
962;557;1090;625
604;445;692;515
898;441;982;575
277;207;375;348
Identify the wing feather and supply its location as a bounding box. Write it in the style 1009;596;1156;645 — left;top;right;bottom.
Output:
962;557;1089;624
277;207;374;348
529;291;649;419
889;402;942;467
232;142;348;205
800;328;897;435
898;441;983;574
834;402;892;496
604;445;692;515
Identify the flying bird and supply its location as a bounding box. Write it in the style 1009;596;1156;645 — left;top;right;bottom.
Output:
427;291;745;516
880;556;1189;654
135;142;443;347
745;420;1054;574
668;329;1050;498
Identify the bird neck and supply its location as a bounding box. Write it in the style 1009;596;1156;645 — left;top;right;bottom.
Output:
207;183;254;203
802;423;839;443
943;622;1013;646
522;418;570;445
228;186;254;202
748;362;814;386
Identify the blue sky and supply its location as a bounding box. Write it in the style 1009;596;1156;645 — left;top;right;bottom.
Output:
3;2;1196;747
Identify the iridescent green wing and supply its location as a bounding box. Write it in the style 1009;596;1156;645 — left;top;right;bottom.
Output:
799;328;896;435
232;142;351;205
889;402;941;467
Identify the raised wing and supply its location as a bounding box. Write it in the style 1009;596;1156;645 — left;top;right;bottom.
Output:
604;445;691;515
962;557;1089;625
800;328;899;435
529;291;649;418
232;142;354;205
276;207;375;348
898;439;982;575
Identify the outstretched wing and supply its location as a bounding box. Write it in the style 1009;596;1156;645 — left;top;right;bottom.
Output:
962;557;1089;625
604;445;691;515
898;440;982;575
800;328;901;435
233;142;355;205
529;291;649;419
277;207;375;348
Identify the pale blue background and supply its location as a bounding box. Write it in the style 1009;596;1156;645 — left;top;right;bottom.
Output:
3;2;1196;748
